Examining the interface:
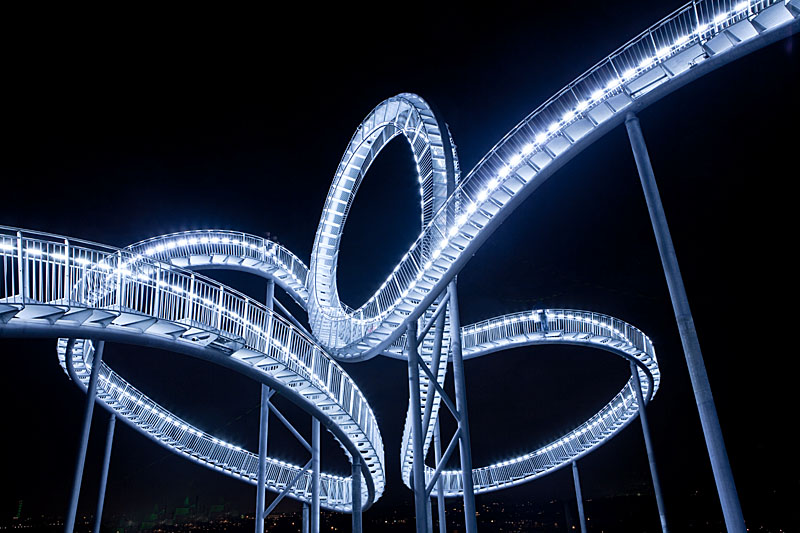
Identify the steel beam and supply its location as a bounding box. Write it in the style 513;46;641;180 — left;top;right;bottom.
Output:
420;300;448;455
434;420;446;533
255;384;271;533
92;414;115;533
426;428;461;496
448;280;478;533
268;402;312;452
631;362;669;533
352;453;363;533
311;418;320;533
256;279;275;533
572;461;587;533
264;460;311;517
406;320;429;533
302;503;309;533
625;112;744;533
65;339;105;533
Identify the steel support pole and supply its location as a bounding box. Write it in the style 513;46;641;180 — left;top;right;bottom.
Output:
255;280;275;533
631;363;669;533
91;414;115;533
311;418;321;533
302;504;310;533
352;453;362;533
625;112;745;533
426;498;433;533
65;340;106;533
447;280;478;533
406;321;429;533
255;384;271;533
572;461;587;533
434;420;446;533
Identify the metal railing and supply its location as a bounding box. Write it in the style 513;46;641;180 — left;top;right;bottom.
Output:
0;227;383;508
302;0;790;354
58;339;355;507
402;308;660;496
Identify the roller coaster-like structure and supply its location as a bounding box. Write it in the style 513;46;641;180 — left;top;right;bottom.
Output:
1;1;797;532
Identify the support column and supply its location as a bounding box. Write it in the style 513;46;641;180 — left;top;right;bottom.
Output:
631;363;669;533
434;420;446;533
571;461;587;533
406;321;429;533
426;498;433;533
625;112;745;533
65;340;105;533
255;384;271;533
92;414;115;533
311;418;321;533
352;453;362;533
256;279;275;533
448;280;478;533
302;504;310;533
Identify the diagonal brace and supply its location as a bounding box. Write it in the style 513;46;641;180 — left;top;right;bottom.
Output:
263;459;313;517
425;427;461;497
269;402;312;453
411;349;459;422
417;293;449;344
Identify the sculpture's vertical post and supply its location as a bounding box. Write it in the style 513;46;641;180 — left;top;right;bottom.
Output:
92;414;115;533
448;280;477;533
625;112;745;533
406;320;429;533
311;418;321;533
434;420;446;533
65;340;105;533
302;504;310;533
571;461;587;533
352;453;362;533
16;231;25;300
631;363;669;533
255;280;275;533
426;498;433;533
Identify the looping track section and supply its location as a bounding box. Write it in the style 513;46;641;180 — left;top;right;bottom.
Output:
1;0;797;515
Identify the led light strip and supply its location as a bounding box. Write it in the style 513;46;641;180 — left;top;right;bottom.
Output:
0;232;383;511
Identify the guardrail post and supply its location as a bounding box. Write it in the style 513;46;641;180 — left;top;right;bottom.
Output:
16;231;25;301
625;112;744;533
572;460;587;533
64;239;71;302
255;280;275;533
448;279;478;533
92;413;116;533
216;286;225;330
185;273;195;323
631;362;669;533
351;453;362;533
116;251;124;310
65;340;106;533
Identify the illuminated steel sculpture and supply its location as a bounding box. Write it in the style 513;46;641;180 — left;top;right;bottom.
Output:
1;2;797;533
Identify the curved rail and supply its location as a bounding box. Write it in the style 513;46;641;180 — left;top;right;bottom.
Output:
300;0;800;360
1;0;795;515
105;231;661;496
0;229;382;511
406;309;660;495
307;93;458;352
57;338;359;508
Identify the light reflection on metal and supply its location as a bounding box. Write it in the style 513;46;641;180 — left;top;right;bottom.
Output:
0;0;796;525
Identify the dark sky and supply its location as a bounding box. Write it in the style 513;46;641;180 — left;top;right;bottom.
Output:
1;2;797;530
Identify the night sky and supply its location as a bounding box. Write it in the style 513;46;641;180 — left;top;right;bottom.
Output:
2;2;797;530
